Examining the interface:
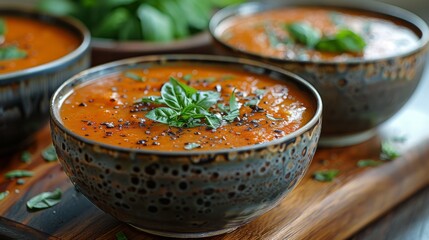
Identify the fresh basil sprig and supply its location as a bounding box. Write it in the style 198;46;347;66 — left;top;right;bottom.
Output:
140;77;239;129
27;188;62;210
284;22;366;53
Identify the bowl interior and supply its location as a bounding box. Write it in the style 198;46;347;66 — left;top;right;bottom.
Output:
50;54;323;155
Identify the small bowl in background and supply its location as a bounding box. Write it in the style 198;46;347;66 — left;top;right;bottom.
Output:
50;55;322;238
0;8;90;155
210;0;429;147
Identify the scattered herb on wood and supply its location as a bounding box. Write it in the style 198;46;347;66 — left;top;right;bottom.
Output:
184;142;201;150
5;170;34;179
380;141;400;161
312;169;339;182
116;231;128;240
139;77;239;129
125;72;145;82
21;151;32;163
357;159;383;167
0;191;9;201
42;145;58;162
17;179;26;185
26;188;62;210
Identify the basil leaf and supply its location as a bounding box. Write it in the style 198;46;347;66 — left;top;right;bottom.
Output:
118;16;142;41
21;151;32;163
0;191;8;201
316;29;366;53
146;107;178;124
205;114;222;129
357;159;383;167
158;0;189;39
312;169;339;182
286;22;320;48
92;7;130;38
244;98;259;107
138;4;174;42
26;188;62;210
223;91;239;122
184;142;201;150
170;77;197;97
192;91;220;109
116;231;128;240
5;170;34;179
177;0;210;30
38;0;76;16
0;46;27;60
125;71;145;82
161;80;190;110
380;141;400;161
42;145;58;162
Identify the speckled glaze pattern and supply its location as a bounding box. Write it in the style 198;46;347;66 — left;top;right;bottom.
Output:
210;1;429;144
0;9;91;154
49;55;322;237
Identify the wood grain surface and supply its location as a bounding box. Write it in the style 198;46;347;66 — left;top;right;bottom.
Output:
0;106;428;240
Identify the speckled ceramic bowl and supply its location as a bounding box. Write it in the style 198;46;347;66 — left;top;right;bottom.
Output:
210;0;429;146
0;8;90;155
50;55;322;238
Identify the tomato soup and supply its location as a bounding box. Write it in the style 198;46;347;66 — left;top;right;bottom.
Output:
60;65;316;151
0;15;80;74
217;7;419;61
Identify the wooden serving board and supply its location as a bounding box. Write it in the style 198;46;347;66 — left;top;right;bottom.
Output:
0;104;428;239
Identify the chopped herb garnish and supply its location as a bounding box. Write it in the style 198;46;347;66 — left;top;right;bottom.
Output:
184;142;201;150
357;159;383;167
183;73;193;81
380;141;400;161
142;77;239;129
5;170;34;179
266;114;284;121
125;71;145;82
0;191;8;201
329;12;344;26
286;22;321;48
21;151;32;163
244;98;260;107
42;145;58;162
312;169;339;182
26;188;62;210
0;46;27;60
254;89;266;96
116;231;128;240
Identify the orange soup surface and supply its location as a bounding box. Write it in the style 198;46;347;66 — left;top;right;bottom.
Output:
0;16;80;74
218;7;419;61
60;65;316;151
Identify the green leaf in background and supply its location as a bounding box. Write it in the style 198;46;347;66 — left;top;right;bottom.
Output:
210;0;246;7
312;169;339;182
0;46;27;60
118;17;143;41
93;8;130;38
138;4;174;42
26;188;62;210
5;170;34;179
158;0;190;39
286;22;321;48
177;0;210;31
316;29;366;53
42;145;58;162
37;0;76;16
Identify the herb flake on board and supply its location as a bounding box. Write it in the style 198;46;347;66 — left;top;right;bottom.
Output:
42;145;58;162
357;159;383;167
312;169;339;182
26;188;62;210
5;170;34;179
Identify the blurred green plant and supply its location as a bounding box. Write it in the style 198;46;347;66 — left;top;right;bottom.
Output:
38;0;245;42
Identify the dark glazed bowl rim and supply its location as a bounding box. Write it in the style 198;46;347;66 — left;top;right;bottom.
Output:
209;0;429;65
50;54;322;156
0;7;91;82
